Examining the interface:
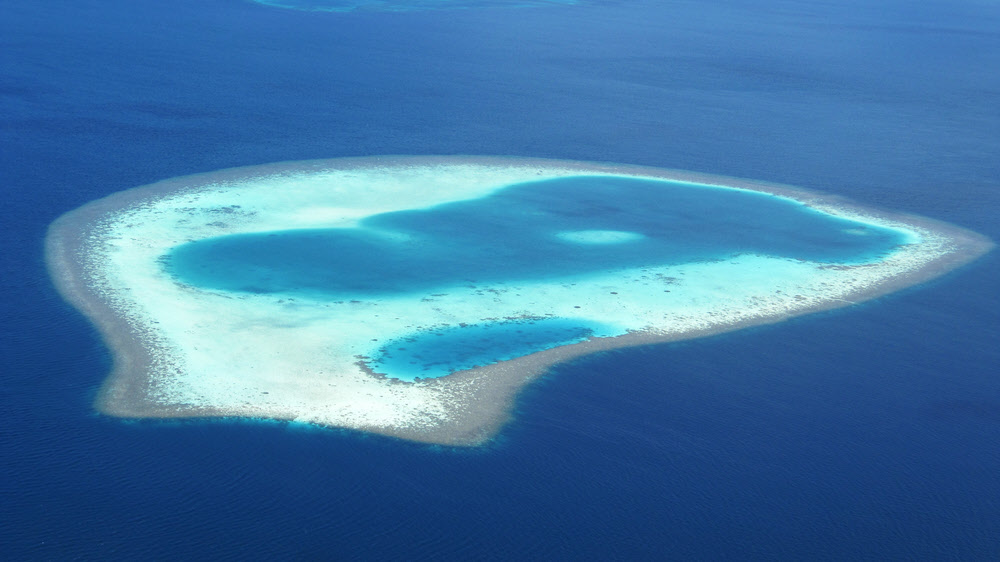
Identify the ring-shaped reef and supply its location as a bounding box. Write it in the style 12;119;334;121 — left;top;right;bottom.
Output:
46;156;993;445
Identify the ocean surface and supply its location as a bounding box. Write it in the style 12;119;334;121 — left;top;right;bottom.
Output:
3;0;999;559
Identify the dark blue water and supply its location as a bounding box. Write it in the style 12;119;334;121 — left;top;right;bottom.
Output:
166;175;907;297
3;0;999;559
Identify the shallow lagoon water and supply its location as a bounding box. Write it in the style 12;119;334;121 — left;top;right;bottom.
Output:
159;173;913;380
165;175;908;299
369;317;620;380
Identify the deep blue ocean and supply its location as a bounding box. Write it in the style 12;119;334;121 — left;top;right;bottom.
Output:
2;0;999;559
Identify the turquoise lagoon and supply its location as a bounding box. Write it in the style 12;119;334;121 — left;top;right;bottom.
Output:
163;174;910;381
369;318;620;380
165;176;907;296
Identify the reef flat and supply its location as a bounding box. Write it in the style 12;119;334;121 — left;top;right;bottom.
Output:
46;156;993;445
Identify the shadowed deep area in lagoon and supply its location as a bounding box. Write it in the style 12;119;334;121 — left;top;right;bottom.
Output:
165;175;907;297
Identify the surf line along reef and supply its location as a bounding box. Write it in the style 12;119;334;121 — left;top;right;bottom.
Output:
46;156;993;445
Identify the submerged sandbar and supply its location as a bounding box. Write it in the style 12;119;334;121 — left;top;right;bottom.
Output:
46;156;993;445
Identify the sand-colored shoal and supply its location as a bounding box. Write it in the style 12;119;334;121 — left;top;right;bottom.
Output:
45;156;994;446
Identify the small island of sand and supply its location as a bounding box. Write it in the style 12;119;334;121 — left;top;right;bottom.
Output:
46;156;993;445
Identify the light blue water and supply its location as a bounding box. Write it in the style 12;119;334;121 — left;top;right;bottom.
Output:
369;317;619;380
164;175;908;298
253;0;581;12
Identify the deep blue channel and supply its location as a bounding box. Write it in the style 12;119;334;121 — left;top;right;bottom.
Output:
163;175;907;298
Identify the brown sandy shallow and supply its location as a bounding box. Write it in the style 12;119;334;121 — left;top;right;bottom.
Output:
45;155;995;446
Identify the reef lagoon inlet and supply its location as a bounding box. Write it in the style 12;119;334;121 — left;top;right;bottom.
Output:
46;156;992;445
